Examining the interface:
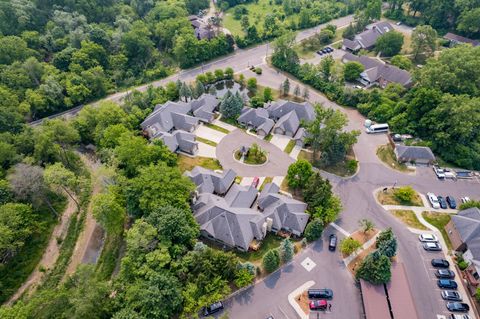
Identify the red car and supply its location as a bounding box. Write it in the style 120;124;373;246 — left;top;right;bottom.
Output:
309;300;327;310
251;177;260;188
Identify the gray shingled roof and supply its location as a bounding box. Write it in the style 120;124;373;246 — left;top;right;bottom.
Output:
355;21;394;49
238;107;275;135
342;38;361;51
267;99;315;122
395;145;435;162
156;130;198;154
452;208;480;261
274;110;300;135
224;184;258;208
190;94;219;122
187;167;236;195
342;52;412;87
141;100;198;135
444;33;480;46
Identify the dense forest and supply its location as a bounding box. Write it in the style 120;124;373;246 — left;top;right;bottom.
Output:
385;0;480;37
0;0;234;123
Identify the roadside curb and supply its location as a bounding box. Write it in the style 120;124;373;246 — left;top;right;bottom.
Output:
287;280;315;319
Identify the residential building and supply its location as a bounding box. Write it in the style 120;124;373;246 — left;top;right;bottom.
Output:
186;167;309;251
188;15;216;40
141;94;219;154
394;145;435;165
445;208;480;294
237;107;275;136
444;33;480;47
266;100;314;139
342;21;394;52
342;52;412;88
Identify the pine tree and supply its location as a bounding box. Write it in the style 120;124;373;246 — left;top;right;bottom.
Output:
280;238;294;262
282;78;290;97
208;85;217;95
293;84;300;97
179;82;192;102
263;249;280;273
195;81;205;97
302;86;309;101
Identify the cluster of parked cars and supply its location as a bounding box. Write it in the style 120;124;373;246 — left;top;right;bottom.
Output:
427;193;458;209
316;46;334;56
419;233;442;251
430;258;471;315
308;288;333;311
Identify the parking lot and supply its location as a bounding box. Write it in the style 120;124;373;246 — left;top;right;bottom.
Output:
414;234;474;319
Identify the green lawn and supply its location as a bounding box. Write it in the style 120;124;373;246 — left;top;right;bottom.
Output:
298;149;356;177
178;155;222;172
205;123;230;134
264;134;273;141
284;140;296;154
234;234;283;263
223;0;287;37
377;188;423;206
196;136;217;147
376;144;413;173
259;177;273;190
391;210;427;230
422;211;453;249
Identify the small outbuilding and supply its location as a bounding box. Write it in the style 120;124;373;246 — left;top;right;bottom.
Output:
394;145;435;165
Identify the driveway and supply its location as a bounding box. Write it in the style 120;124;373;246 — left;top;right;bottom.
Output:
216;129;294;177
197;142;216;158
195;125;227;144
270;134;291;151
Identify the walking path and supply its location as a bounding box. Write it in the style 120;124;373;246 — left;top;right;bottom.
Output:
7;196;77;304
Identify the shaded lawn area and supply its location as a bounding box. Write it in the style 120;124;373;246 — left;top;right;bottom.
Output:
234;234;284;264
376;144;413;173
259;177;273;190
205;123;230;134
0;195;67;303
284;140;296;154
390;210;427;230
377;188;423;206
196;136;217;146
178;155;222;172
422;211;453;249
298;149;356;177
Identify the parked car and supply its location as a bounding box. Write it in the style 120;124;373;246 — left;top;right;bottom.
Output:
419;233;438;242
203;302;224;316
265;316;274;319
396;21;402;25
437;279;458;289
321;49;328;54
309;300;328;311
423;242;442;251
329;234;337;251
446;302;470;312
433;165;446;179
461;197;471;204
435;269;455;279
432;259;450;268
446;196;457;209
325;47;333;52
427;193;441;209
308;289;333;300
441;290;462;301
438;196;448;209
317;51;323;55
251;177;260;188
450;314;472;319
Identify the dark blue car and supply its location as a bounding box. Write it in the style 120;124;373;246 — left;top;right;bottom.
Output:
437;196;447;209
446;196;457;209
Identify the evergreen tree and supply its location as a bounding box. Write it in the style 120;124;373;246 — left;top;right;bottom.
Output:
302;87;309;101
293;84;300;97
280;238;294;262
262;249;280;273
282;78;291;97
195;81;205;97
179;82;192;102
356;250;392;284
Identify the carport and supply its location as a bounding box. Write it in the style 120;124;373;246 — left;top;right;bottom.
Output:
360;262;419;319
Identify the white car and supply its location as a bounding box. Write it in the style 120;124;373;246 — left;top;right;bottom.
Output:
419;233;438;242
461;197;471;204
427;192;440;209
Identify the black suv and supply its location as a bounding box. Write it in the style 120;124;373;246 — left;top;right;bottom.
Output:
308;288;333;300
435;269;455;279
432;259;450;268
446;196;457;209
203;302;224;316
329;234;337;251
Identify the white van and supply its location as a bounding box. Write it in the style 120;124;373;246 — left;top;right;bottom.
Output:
365;123;389;134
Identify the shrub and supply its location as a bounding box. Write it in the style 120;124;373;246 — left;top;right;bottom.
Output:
304;218;323;242
214;69;225;81
262;249;280;273
458;260;469;270
225;67;234;79
393;186;415;203
340;237;361;255
346;159;358;173
247;77;257;92
234;268;255;288
255;67;262;75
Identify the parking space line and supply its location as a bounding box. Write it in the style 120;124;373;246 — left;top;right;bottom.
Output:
278;306;290;319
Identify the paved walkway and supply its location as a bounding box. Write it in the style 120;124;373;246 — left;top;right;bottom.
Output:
287;281;315;319
270;134;291;151
290;145;302;160
216;129;294;177
212;118;237;132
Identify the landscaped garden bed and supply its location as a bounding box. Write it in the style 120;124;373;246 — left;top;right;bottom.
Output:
377;186;423;206
234;143;267;165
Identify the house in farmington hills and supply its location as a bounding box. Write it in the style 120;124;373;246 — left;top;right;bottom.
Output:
394;145;435;165
185;167;309;251
445;208;480;295
443;32;480;47
342;21;394;52
266;100;315;139
188;15;216;40
140;94;220;154
342;52;412;88
237;107;275;136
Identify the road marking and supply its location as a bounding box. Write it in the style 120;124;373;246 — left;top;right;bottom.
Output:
300;257;317;272
437;315;447;319
330;222;350;236
278;306;290;319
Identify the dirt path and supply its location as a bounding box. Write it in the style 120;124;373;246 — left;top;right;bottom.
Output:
64;155;103;278
7;196;77;305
